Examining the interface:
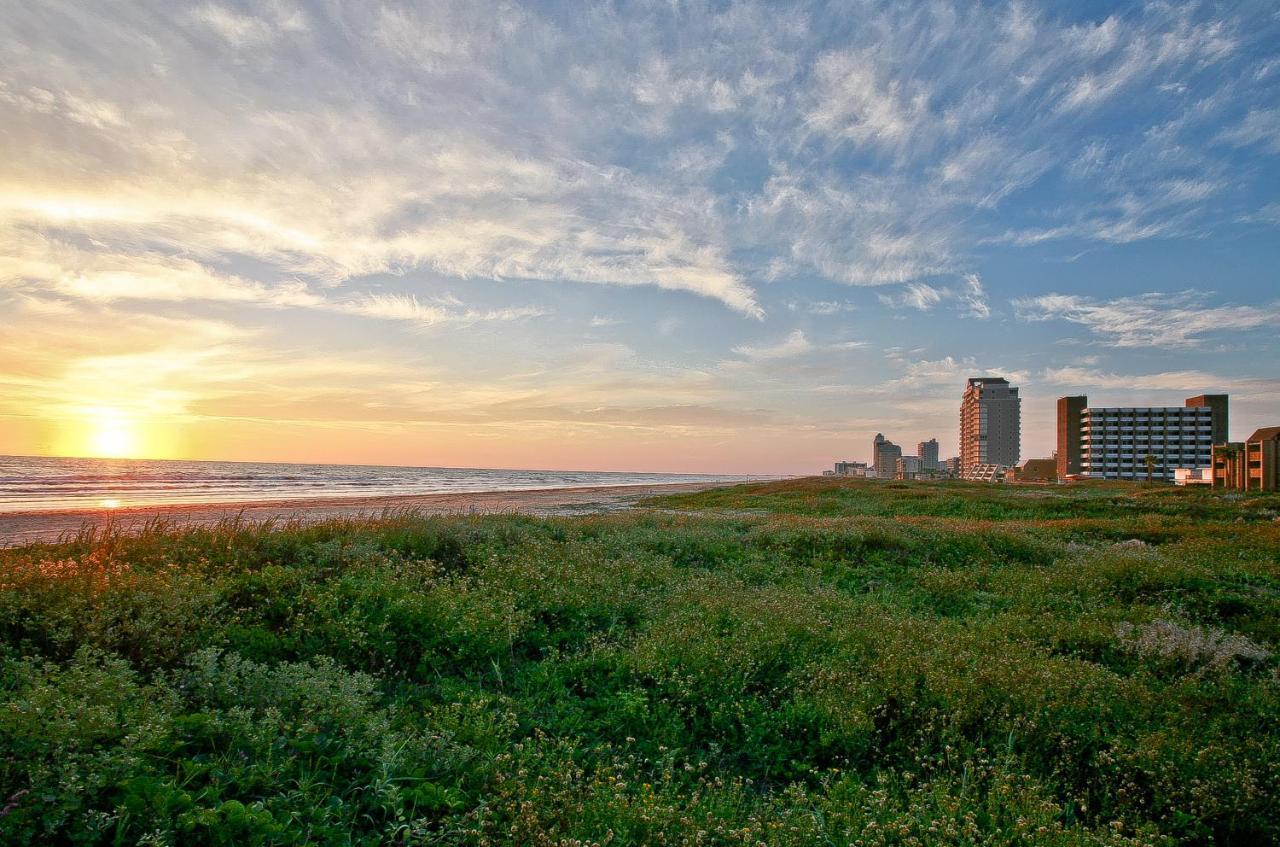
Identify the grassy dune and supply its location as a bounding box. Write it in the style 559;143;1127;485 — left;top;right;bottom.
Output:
2;478;1278;845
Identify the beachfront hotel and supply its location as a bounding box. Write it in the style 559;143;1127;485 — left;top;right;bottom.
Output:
959;377;1021;472
1056;394;1227;482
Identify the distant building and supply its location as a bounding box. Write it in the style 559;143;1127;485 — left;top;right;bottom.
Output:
833;460;870;477
1212;427;1280;491
872;433;902;479
917;439;940;471
944;456;961;475
1057;395;1226;482
895;455;921;479
960;377;1020;472
1015;458;1057;483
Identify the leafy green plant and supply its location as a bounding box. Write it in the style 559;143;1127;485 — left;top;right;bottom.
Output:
2;479;1277;844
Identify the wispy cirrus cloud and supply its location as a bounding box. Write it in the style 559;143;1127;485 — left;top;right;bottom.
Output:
0;231;547;329
878;274;990;318
1013;290;1280;348
342;293;548;328
191;2;308;47
1037;366;1259;393
733;330;814;361
1216;107;1280;153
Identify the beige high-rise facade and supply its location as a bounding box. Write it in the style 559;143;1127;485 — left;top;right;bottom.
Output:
960;377;1021;471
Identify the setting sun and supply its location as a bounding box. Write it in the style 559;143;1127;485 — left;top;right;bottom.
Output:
86;409;139;458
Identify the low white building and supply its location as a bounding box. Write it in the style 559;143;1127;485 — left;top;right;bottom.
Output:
1173;467;1212;486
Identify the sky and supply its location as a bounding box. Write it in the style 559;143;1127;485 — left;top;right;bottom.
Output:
1;0;1278;474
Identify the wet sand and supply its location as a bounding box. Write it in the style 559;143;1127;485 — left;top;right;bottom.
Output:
0;481;729;547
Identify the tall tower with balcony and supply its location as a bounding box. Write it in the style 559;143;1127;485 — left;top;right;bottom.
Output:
960;377;1021;471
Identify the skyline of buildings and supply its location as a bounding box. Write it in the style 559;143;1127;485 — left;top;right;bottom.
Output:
838;378;1275;490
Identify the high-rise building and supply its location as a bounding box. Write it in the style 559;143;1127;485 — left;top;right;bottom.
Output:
916;439;939;471
960;377;1021;471
1057;395;1227;481
872;433;902;479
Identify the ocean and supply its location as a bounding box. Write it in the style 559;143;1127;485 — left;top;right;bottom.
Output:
0;455;761;514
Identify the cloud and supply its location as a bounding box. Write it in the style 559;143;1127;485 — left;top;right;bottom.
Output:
878;274;990;318
1;1;1278;470
733;330;814;360
748;169;957;285
1013;290;1280;347
1;0;1268;321
1039;367;1236;392
1054;14;1234;113
191;2;307;47
1217;107;1280;153
0;230;546;329
784;299;857;315
879;354;1029;391
1237;203;1280;226
804;49;929;150
338;293;549;328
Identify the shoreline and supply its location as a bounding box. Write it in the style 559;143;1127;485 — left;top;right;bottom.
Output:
0;481;730;547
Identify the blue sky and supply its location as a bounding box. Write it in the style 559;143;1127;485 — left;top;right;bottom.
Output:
0;0;1277;473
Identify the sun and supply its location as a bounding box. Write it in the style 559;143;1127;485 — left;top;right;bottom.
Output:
86;409;139;458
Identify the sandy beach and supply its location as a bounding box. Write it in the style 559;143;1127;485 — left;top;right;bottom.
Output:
0;481;731;547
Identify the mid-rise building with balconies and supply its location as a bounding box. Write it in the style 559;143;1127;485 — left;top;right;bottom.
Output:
1056;395;1225;482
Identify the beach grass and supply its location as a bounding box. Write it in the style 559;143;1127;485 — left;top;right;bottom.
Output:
2;478;1278;845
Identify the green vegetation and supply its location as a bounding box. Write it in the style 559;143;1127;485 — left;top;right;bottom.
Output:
2;478;1278;846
